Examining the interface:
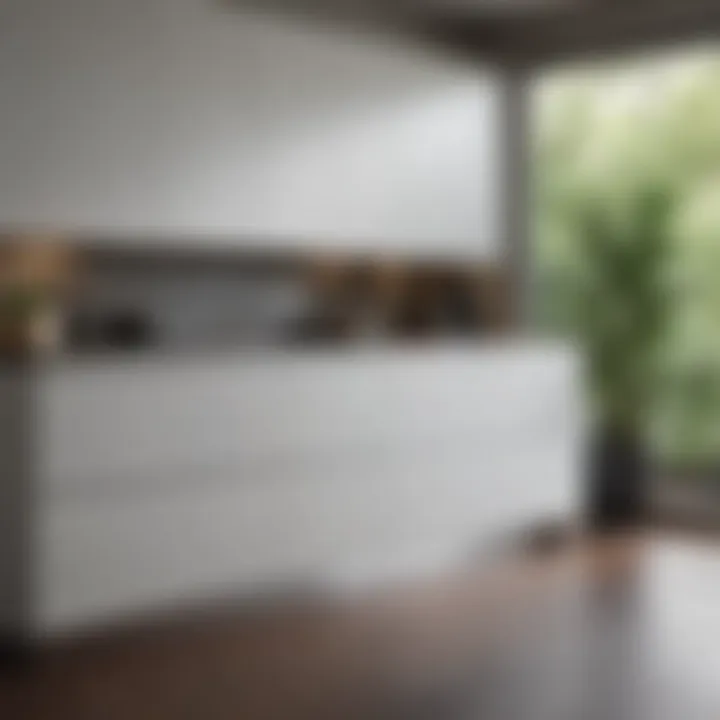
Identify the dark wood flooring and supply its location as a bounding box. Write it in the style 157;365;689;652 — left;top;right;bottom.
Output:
2;532;720;719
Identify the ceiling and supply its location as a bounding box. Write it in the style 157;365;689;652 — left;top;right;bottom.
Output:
233;0;720;65
431;0;720;65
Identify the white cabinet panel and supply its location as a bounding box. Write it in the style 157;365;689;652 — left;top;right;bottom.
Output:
28;346;582;635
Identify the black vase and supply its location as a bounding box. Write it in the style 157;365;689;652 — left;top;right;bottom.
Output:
589;428;648;530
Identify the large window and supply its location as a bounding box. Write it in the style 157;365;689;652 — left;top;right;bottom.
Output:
533;49;720;470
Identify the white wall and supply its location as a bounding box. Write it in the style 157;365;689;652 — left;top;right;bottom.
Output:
0;0;502;257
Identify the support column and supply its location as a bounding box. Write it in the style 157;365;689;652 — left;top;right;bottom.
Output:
498;64;533;330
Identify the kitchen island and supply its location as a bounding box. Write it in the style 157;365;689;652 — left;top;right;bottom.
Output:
0;343;583;639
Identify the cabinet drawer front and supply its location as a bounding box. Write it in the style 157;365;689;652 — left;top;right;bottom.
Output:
36;437;580;634
39;352;580;488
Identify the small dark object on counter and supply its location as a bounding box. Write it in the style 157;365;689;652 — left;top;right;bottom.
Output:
68;310;156;350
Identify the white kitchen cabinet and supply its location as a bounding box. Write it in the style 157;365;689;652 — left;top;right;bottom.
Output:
0;344;583;638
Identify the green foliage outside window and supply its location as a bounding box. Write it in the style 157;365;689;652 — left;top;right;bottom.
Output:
534;51;720;468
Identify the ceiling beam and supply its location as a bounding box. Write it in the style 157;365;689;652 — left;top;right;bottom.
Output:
429;1;720;67
224;1;720;68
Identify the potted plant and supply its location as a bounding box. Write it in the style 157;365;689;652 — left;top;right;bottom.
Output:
570;184;675;528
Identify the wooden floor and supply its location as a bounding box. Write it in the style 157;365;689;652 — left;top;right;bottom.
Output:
2;532;720;719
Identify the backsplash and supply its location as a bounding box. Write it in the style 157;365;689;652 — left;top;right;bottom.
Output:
3;241;511;354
